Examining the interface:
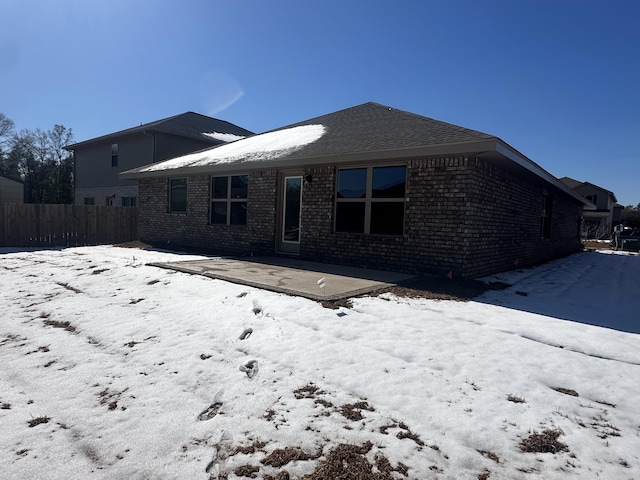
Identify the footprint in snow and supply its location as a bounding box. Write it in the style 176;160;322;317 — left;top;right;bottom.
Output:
237;292;248;298
197;391;224;421
239;328;253;340
240;360;259;379
252;300;262;316
205;431;233;477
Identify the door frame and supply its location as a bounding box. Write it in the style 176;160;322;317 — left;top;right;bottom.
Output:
276;170;304;254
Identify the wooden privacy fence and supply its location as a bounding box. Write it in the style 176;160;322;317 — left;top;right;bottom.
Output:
0;204;138;247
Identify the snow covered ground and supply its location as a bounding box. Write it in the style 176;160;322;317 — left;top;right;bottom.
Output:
1;246;639;479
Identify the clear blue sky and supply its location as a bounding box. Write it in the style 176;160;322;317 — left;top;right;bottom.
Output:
1;0;638;205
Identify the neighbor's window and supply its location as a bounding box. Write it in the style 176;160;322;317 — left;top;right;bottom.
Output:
210;175;248;225
111;143;119;167
541;192;553;238
335;165;406;235
84;197;95;205
122;196;137;207
169;178;187;213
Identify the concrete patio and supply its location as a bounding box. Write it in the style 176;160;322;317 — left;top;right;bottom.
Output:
149;256;415;301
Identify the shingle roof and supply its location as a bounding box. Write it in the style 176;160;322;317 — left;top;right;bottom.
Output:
560;176;617;202
559;177;584;189
120;102;589;206
268;102;495;158
65;112;254;150
125;102;497;174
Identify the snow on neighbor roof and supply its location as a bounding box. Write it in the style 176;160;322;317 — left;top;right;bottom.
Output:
202;132;247;142
140;125;325;172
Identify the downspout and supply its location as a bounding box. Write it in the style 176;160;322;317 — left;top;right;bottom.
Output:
143;130;156;162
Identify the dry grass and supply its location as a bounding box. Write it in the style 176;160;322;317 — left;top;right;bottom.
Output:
507;394;526;403
293;384;325;399
339;401;375;421
261;447;321;468
519;428;569;454
477;450;500;463
372;276;510;302
299;442;408;480
42;319;77;333
233;464;260;478
552;387;579;397
478;469;491;480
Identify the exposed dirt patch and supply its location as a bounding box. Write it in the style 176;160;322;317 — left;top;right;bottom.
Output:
299;442;408;480
294;383;325;399
261;446;321;468
115;241;154;249
28;416;51;428
320;298;353;310
478;469;491;480
339;401;375;421
371;276;510;302
98;387;128;411
233;440;268;455
234;464;260;478
582;240;611;251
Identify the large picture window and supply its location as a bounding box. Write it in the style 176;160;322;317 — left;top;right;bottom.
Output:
169;178;187;213
211;175;248;225
335;165;406;235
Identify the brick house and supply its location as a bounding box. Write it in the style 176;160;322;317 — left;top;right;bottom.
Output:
122;103;588;278
65;112;254;207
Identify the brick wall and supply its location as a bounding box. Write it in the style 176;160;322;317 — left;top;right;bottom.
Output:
138;156;582;278
462;158;582;278
138;172;277;254
298;156;581;277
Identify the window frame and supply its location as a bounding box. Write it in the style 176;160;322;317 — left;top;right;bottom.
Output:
334;165;407;235
121;196;137;207
168;178;187;213
111;143;119;167
83;197;95;206
210;174;248;226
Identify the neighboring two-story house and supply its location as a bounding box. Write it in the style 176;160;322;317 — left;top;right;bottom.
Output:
560;177;622;239
64;112;254;206
0;174;24;204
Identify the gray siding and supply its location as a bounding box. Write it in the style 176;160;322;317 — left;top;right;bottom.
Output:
0;177;24;203
74;134;152;189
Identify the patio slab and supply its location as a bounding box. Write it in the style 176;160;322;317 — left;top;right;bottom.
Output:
149;256;416;301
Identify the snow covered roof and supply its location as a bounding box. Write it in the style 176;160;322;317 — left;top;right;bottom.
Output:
65;112;254;150
120;103;589;205
138;125;325;173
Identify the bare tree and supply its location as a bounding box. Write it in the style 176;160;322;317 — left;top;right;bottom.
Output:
0;113;15;144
